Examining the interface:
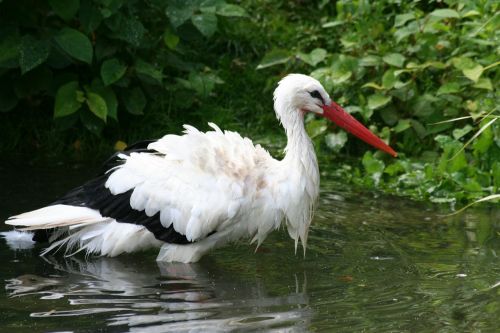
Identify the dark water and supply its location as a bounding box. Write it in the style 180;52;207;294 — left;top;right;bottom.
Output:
1;162;499;332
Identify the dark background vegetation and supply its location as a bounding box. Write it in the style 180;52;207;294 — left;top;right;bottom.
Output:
0;0;498;206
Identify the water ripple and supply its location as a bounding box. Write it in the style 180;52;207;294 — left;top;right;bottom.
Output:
2;175;500;332
4;256;311;332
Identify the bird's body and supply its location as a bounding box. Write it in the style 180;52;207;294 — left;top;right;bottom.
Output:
5;74;395;262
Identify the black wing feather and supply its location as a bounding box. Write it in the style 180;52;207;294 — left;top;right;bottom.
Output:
35;141;191;245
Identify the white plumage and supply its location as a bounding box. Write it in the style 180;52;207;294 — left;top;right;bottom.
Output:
4;74;396;262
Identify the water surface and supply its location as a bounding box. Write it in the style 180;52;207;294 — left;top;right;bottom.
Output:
1;162;499;332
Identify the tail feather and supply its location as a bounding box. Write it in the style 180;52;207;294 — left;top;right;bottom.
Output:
5;204;162;257
6;204;108;230
39;221;162;257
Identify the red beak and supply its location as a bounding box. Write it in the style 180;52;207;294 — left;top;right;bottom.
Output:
321;102;397;157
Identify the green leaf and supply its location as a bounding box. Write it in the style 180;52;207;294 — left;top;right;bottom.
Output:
452;125;473;140
86;91;107;122
310;67;352;91
435;134;454;149
90;79;118;120
463;64;484;82
113;16;146;47
309;48;327;65
362;152;385;183
256;49;290;69
123;87;146;115
473;78;493;90
359;55;381;67
192;13;218;37
463;180;483;192
449;118;497;160
394;80;411;89
54;81;83;118
394;13;415;27
101;58;127;86
306;119;327;139
216;4;247;17
379;108;399;126
437;82;460;95
49;0;80;21
165;0;197;28
383;53;406;68
325;132;348;152
412;94;438;118
384;161;405;176
394;21;419;42
297;48;327;66
322;20;345;28
135;59;163;85
358;106;373;121
382;69;396;89
163;31;180;50
54;28;93;64
394;119;411;133
194;72;222;96
451;57;475;70
331;69;352;84
462;10;480;18
410;119;427;139
362;82;384;90
430;9;460;19
199;3;216;14
367;94;392;110
340;35;357;49
439;139;467;173
177;71;223;97
472;119;494;154
19;36;50;74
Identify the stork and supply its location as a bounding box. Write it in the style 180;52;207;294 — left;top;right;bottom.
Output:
4;74;396;263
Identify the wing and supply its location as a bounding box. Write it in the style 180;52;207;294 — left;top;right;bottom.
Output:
61;124;274;244
48;140;190;244
28;140;168;243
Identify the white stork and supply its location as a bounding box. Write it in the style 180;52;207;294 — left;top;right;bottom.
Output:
4;74;396;263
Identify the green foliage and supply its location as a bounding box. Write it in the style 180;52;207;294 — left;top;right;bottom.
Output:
255;0;499;205
100;59;127;86
0;0;498;207
0;0;246;134
54;27;93;64
19;36;50;74
54;81;83;118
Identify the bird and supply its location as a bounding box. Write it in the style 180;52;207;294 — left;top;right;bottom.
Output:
4;74;397;263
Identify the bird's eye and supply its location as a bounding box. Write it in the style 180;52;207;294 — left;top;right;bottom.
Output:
309;90;324;104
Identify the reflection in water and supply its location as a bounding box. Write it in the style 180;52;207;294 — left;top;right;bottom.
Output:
2;165;500;332
5;256;311;332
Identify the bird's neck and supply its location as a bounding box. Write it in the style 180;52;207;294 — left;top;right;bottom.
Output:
276;108;320;253
283;111;317;169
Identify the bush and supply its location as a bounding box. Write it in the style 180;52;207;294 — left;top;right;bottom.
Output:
0;0;246;137
0;0;498;205
255;0;499;204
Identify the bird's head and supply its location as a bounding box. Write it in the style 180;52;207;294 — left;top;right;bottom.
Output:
274;73;397;157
